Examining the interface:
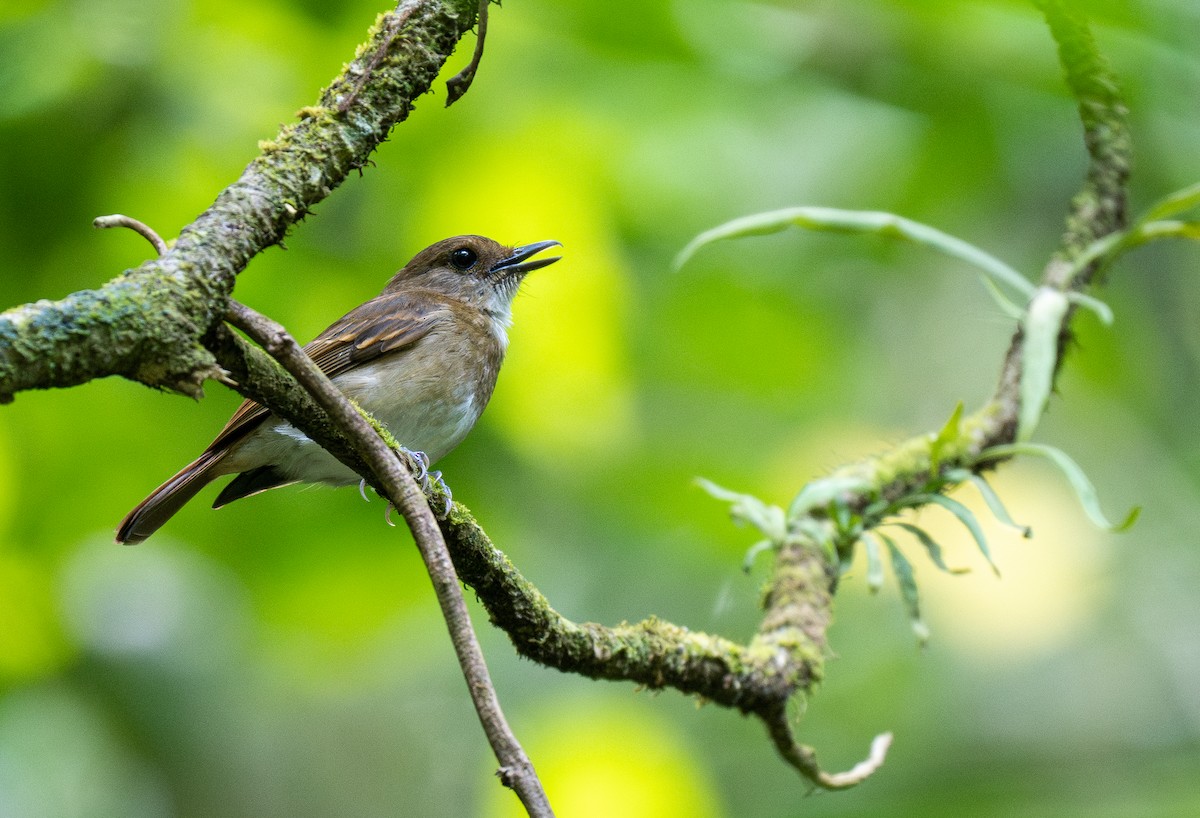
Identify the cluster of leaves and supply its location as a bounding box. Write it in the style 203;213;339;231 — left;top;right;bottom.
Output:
700;413;1140;645
682;187;1196;643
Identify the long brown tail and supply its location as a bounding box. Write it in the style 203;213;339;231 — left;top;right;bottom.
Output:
116;449;225;544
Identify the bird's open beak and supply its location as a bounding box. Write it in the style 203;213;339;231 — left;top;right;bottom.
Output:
491;240;562;276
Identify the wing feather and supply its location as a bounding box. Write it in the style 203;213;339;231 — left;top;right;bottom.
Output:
209;291;445;451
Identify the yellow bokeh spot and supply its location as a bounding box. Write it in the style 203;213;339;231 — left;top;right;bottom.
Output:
886;463;1108;660
410;117;636;467
481;699;721;818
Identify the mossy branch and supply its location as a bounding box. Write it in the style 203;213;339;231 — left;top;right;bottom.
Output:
428;0;1133;788
0;0;479;404
0;0;1137;797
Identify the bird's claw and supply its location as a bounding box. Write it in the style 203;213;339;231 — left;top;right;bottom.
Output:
426;470;453;518
358;478;371;503
385;502;396;527
399;446;430;486
385;446;453;520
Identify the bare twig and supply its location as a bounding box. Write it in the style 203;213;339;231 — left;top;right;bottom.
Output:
445;0;490;105
224;300;553;818
765;710;894;791
93;214;169;256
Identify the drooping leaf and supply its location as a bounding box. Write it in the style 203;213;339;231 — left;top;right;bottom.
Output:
911;493;1000;576
879;532;929;645
950;471;1033;538
1066;292;1114;326
891;522;968;574
740;539;775;573
674;207;1035;307
976;443;1141;532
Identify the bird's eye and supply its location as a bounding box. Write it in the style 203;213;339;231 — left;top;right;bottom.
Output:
449;247;478;271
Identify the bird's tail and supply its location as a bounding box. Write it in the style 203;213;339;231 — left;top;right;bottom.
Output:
116;449;224;544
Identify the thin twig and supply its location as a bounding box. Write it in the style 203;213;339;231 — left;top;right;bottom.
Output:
445;0;489;106
93;214;169;256
764;708;894;791
224;299;553;818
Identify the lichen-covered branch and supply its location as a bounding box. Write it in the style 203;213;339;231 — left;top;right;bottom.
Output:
443;0;1132;788
0;0;1136;797
0;0;479;404
223;301;551;816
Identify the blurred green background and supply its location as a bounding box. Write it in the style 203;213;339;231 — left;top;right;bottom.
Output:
2;0;1199;815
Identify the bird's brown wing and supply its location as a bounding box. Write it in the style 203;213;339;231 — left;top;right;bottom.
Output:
208;291;446;451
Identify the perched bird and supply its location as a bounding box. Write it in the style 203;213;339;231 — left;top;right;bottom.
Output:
116;235;561;544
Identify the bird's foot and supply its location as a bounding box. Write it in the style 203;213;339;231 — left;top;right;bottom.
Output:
393;446;453;519
398;446;431;489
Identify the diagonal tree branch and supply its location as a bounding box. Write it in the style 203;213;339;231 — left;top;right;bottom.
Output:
0;0;479;404
223;300;552;817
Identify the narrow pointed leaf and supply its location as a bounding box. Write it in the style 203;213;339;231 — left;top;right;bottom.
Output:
674;206;1035;300
1142;181;1200;223
891;522;968;574
912;493;1001;576
696;478;787;541
788;475;873;519
979;271;1026;319
930;401;964;477
976;443;1141;532
879;533;928;645
963;474;1032;538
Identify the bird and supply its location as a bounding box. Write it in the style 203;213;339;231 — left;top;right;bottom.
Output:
116;234;561;544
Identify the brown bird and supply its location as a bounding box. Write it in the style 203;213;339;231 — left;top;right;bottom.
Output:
116;235;561;544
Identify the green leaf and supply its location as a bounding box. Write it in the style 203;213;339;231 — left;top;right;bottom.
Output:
961;473;1032;538
930;401;965;478
879;532;929;645
1142;181;1200;223
891;522;968;574
1066;292;1114;326
788;475;873;519
742;539;776;574
862;533;884;594
1065;181;1200;280
1018;287;1071;441
674;206;1035;304
696;478;787;542
911;493;1001;576
979;273;1026;320
976;443;1141;532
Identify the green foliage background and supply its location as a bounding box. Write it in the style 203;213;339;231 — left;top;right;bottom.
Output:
2;1;1199;815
